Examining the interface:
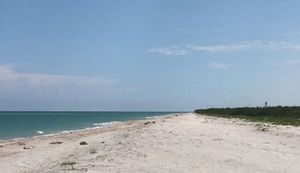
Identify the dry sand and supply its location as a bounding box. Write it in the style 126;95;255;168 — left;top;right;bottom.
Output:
0;113;299;173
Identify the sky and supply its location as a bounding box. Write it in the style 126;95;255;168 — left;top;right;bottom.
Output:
1;0;300;111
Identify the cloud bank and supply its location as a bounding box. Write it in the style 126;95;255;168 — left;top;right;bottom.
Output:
0;65;117;89
0;65;121;110
148;46;187;56
149;41;300;55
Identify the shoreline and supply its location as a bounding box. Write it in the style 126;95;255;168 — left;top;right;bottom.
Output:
0;113;179;144
0;121;123;144
1;113;299;173
0;113;178;145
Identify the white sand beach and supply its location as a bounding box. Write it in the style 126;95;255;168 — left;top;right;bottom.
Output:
0;113;299;173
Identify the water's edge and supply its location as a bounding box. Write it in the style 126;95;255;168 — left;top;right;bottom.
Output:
0;112;180;143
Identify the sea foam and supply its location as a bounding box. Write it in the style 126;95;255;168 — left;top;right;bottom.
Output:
93;121;121;127
36;131;44;134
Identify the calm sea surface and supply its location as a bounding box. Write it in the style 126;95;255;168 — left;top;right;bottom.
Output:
0;112;175;140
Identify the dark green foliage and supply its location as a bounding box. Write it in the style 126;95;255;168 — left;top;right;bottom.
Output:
80;141;88;145
194;106;300;126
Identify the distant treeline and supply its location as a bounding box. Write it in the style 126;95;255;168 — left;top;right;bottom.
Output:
194;106;300;126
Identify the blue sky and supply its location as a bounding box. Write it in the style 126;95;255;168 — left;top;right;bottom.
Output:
1;0;300;111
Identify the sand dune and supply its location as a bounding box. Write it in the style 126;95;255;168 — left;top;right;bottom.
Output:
0;113;299;173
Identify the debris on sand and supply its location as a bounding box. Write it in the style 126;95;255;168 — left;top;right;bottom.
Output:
89;148;97;154
50;141;63;144
144;121;156;125
61;161;77;166
17;142;26;146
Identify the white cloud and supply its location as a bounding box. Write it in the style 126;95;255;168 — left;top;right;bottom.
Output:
284;59;300;65
284;33;293;36
0;65;117;89
149;41;300;55
148;46;187;56
283;31;300;36
187;42;252;52
208;62;230;70
189;41;300;52
175;28;225;33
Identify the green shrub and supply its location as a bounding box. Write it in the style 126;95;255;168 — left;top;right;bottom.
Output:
80;141;88;145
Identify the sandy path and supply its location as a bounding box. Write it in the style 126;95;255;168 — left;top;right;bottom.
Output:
0;113;299;173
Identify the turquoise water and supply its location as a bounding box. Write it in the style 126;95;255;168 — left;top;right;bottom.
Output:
0;112;175;140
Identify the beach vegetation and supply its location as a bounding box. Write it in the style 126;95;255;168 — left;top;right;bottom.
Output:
194;106;300;126
80;141;88;145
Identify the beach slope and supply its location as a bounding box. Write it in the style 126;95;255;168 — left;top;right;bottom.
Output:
0;113;299;173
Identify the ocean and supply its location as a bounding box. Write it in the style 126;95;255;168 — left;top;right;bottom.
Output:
0;111;175;140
